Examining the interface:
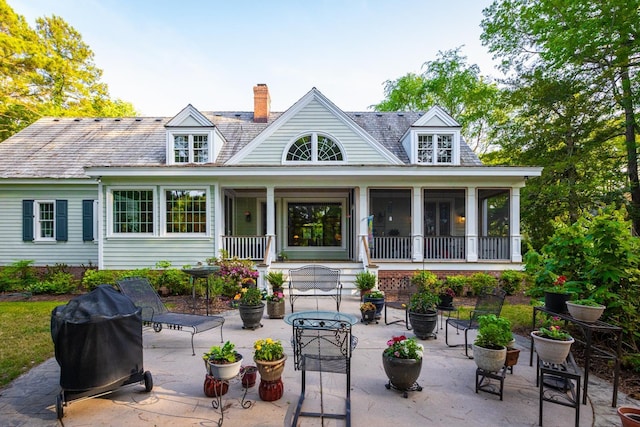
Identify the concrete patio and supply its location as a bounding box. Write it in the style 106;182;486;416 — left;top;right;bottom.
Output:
0;294;636;426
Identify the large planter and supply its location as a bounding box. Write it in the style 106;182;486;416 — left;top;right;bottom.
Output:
472;344;507;372
544;291;570;314
531;331;574;364
205;353;243;380
409;310;438;339
363;296;384;318
239;303;265;330
266;300;285;319
565;301;605;323
618;406;640;427
382;354;422;391
254;355;287;401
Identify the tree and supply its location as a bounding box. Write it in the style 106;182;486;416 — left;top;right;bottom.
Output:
0;1;136;141
483;69;627;248
373;48;503;154
481;0;640;231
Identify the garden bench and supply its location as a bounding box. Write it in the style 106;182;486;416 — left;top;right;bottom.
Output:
288;265;342;312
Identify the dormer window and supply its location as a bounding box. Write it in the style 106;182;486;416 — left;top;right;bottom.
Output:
417;133;454;164
173;134;209;163
285;133;344;163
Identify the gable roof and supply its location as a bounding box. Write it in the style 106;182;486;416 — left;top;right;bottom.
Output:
0;92;482;179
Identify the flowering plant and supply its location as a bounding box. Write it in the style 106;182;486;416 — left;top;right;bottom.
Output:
360;302;376;312
266;290;284;303
439;287;456;298
537;316;572;341
235;286;263;305
383;335;424;360
367;290;384;299
547;275;570;294
253;338;284;361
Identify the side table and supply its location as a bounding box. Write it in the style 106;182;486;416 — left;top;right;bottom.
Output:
537;353;581;427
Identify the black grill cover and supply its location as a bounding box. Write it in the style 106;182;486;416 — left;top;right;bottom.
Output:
51;285;143;391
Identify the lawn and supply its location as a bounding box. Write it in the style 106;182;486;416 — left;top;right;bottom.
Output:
0;301;64;388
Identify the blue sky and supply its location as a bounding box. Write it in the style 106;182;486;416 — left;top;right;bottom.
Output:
10;0;498;116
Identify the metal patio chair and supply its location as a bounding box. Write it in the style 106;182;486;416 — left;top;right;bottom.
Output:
445;287;507;358
290;317;357;427
116;277;225;355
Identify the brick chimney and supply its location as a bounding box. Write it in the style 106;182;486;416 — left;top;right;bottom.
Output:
253;83;270;123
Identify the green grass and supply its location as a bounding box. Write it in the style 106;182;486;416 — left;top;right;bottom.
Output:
453;302;534;333
0;301;65;388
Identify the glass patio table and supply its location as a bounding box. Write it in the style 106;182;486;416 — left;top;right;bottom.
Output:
284;310;359;326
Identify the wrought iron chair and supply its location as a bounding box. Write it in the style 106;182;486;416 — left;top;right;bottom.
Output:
290;317;357;427
445;287;507;358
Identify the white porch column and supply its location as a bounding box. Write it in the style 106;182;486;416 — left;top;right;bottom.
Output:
412;186;423;261
266;186;276;262
214;183;223;259
466;187;478;262
510;186;522;262
357;186;368;263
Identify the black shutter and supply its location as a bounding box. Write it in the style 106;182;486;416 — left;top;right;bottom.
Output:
22;200;34;241
56;200;68;241
82;200;94;241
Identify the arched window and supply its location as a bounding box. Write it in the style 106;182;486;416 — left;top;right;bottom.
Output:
286;133;344;162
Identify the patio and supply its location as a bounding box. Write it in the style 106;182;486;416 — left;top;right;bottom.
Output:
0;294;633;426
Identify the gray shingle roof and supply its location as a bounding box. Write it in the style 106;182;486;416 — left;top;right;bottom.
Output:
0;111;481;179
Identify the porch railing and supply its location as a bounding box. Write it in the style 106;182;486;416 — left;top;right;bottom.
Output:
222;236;267;261
423;236;465;260
370;236;412;260
478;237;510;260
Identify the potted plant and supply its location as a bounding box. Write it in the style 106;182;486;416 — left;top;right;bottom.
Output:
360;302;377;324
265;270;286;293
265;290;285;319
363;289;385;318
253;338;286;401
531;316;575;364
565;298;606;323
382;334;424;397
472;314;512;372
543;275;572;313
407;270;440;339
355;271;377;300
203;341;243;384
235;286;265;330
436;284;456;309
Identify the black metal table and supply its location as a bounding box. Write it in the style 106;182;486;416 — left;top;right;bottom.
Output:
182;266;220;316
536;353;581;427
529;305;622;406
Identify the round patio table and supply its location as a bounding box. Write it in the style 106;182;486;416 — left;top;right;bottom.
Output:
284;310;359;326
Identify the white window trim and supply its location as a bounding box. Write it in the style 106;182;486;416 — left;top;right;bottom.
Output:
412;129;460;165
167;130;213;165
107;187;157;237
92;200;99;244
160;187;210;237
282;132;347;164
34;200;55;242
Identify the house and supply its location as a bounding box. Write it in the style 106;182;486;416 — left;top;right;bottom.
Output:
0;84;541;288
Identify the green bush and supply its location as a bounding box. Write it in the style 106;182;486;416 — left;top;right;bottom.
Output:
0;260;38;292
27;272;77;294
467;272;498;295
82;269;121;290
444;275;467;296
499;270;528;295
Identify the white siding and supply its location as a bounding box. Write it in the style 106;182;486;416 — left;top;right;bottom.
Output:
0;184;99;266
239;99;393;165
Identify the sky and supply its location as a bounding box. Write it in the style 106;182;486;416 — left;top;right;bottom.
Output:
10;0;500;117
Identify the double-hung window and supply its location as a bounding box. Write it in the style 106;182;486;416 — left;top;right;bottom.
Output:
173;134;209;163
35;201;55;240
417;133;454;164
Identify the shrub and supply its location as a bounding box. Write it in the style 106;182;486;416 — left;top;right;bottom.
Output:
444;275;467;296
354;271;377;291
27;272;77;295
82;269;121;290
0;260;37;292
499;270;528;296
467;272;498;295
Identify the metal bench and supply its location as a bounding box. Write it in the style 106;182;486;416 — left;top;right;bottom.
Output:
288;265;342;312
